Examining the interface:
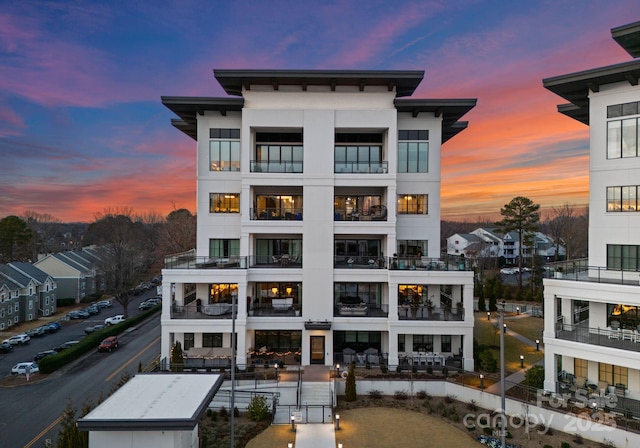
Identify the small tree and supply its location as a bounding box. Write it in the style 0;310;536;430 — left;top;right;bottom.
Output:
477;295;486;313
479;349;498;373
56;399;86;448
524;365;545;389
171;341;184;372
344;362;357;402
247;395;270;421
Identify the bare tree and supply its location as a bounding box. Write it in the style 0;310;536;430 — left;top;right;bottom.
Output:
23;210;61;256
84;211;154;317
544;203;589;261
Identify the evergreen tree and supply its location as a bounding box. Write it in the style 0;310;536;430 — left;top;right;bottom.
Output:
344;362;357;402
477;295;486;313
171;341;184;372
56;399;86;448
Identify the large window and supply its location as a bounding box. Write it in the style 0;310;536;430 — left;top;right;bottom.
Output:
334;331;382;353
255;238;302;264
397;240;428;258
209;239;239;258
254;330;301;352
607;117;639;159
607;244;640;271
607;186;638;212
397;194;428;214
334;195;383;221
184;333;194;350
210;193;240;213
413;335;433;352
208;284;238;304
254;194;303;220
209;128;240;171
334;239;382;263
441;335;452;352
255;282;301;307
334;283;382;307
203;333;223;348
398;130;428;173
599;363;628;388
254;132;303;173
574;358;588;379
334;133;386;173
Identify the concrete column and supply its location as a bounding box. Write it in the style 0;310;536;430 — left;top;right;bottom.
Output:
543;350;558;392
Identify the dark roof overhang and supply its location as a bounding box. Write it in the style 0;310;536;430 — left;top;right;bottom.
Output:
213;69;424;97
161;97;244;140
542;59;640;125
304;320;332;330
394;98;477;143
612;21;640;58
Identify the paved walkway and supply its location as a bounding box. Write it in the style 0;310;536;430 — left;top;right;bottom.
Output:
293;422;336;448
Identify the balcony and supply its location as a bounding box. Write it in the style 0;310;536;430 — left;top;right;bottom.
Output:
333;255;470;271
555;322;640;353
334;161;388;174
544;259;640;285
397;306;465;321
334;205;387;221
250;160;303;173
251;207;302;221
164;254;247;269
249;255;302;268
333;303;389;317
171;304;237;320
249;302;301;317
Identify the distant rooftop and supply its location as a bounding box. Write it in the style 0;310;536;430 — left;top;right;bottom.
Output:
78;374;224;431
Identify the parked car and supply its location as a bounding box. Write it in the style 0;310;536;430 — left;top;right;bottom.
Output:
98;336;119;352
104;315;125;326
95;299;112;309
138;299;160;311
84;324;106;334
12;362;39;375
84;304;100;315
500;267;517;275
3;334;30;345
67;310;90;319
146;297;162;305
53;341;79;352
46;322;61;332
0;342;14;353
26;327;47;338
34;350;58;363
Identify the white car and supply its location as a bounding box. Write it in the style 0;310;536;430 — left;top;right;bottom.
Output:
104;315;125;326
500;267;517;275
2;334;31;345
12;362;39;375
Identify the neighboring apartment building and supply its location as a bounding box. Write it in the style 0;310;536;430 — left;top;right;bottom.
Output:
447;228;564;263
0;263;56;329
542;22;640;399
34;248;101;302
160;69;476;371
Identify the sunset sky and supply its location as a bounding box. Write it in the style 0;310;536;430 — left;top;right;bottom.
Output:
2;1;640;223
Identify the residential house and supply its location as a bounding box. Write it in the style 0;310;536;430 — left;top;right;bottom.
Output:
542;21;640;401
0;263;56;329
34;249;100;303
160;69;477;371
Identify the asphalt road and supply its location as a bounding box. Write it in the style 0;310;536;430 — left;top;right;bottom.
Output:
0;293;161;448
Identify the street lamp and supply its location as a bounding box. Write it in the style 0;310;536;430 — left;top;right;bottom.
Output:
535;339;540;351
479;374;484;390
500;300;506;448
335;414;341;430
520;355;524;368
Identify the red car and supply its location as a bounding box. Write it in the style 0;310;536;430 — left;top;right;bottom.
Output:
98;336;119;352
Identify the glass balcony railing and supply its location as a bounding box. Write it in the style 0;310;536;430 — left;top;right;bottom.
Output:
251;160;303;173
334;161;388;174
251;207;303;221
334;205;387;221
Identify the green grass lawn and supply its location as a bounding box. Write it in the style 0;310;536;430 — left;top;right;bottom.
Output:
474;312;544;374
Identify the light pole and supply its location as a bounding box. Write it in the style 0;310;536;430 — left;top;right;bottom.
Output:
520;355;524;369
335;414;340;430
500;300;506;448
480;373;484;390
535;339;540;351
230;294;236;448
291;415;296;432
487;311;491;321
275;364;279;383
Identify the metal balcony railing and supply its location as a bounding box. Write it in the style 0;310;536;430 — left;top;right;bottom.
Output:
334;205;387;221
251;207;303;221
544;259;640;285
334;161;388;174
250;160;303;173
555;322;640;353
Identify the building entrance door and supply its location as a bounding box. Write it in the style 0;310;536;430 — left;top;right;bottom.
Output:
310;336;325;364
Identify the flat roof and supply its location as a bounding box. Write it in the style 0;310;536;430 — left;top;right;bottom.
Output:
542;59;640;124
213;69;425;97
612;21;640;58
394;98;477;142
77;374;224;431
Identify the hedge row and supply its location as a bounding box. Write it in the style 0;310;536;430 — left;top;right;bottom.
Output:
38;305;161;374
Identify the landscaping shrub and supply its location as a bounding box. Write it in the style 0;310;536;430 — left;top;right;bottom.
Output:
415;390;428;400
247;396;270;422
368;389;383;400
572;434;584;445
345;363;357;402
393;390;408;400
561;443;570;448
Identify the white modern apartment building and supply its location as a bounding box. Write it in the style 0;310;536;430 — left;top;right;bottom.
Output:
160;70;476;371
542;22;640;400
